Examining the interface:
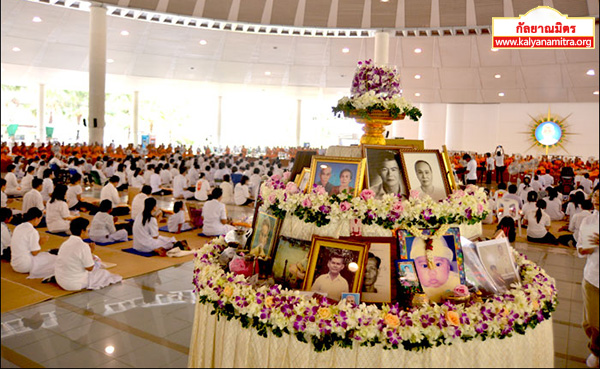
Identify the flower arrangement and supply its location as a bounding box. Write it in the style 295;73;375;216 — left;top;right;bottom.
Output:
193;237;557;353
261;175;490;230
332;59;422;122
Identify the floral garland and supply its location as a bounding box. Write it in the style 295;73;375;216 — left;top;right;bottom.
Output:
404;224;452;269
332;59;422;122
193;237;557;353
260;175;490;230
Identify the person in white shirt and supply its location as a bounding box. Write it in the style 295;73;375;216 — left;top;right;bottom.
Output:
130;168;145;189
149;167;171;196
91;161;107;186
543;187;564;221
542;172;555;188
173;166;195;199
10;208;56;279
100;176;130;216
485;152;495;185
160;163;173;186
88;200;129;243
234;176;253;206
66;173;97;213
22;178;45;215
46;184;77;234
55;217;123;291
249;168;262;199
187;164;201;186
521;191;539;220
36;161;48;179
575;186;599;368
4;164;24;197
167;201;193;233
132;197;178;256
526;199;559;245
114;163;128;191
517;176;533;203
20;166;36;194
531;175;544;193
201;188;235;237
143;164;154;185
494;146;506;184
580;173;594;195
1;208;13;261
194;173;212;201
40;169;55;203
310;252;350;301
503;184;524;209
219;174;235;205
1;178;8;207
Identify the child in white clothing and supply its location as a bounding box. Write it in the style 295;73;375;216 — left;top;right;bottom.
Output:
89;200;129;243
167;201;193;233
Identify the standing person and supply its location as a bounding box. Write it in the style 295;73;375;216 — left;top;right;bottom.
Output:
167;201;193;233
10;208;56;279
526;199;559;245
576;186;599;368
201;188;235;236
46;184;77;234
88;200;129;243
234;175;253;206
464;154;478;185
55;217;123;291
485;152;495;185
495;146;506;184
310;252;350;301
132;197;179;256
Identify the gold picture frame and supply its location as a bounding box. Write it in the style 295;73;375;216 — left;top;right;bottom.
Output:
248;211;282;259
307;156;366;197
302;236;369;301
398;150;452;202
361;145;415;199
294;167;311;193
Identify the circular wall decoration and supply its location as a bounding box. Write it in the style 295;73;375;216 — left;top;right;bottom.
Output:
525;108;572;153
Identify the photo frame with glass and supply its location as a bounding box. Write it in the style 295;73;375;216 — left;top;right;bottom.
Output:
341;292;361;305
396;227;465;303
475;238;521;292
248;212;281;259
395;260;421;289
398;150;451;202
271;236;311;290
294;167;311;193
362;145;414;199
302;236;369;301
307;156;366;197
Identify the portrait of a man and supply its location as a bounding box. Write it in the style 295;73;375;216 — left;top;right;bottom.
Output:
359;241;393;303
308;157;365;197
316;165;333;194
310;251;350;301
248;212;278;258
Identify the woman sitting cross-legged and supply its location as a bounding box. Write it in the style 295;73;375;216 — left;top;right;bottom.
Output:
46;184;78;234
167;201;193;233
133;197;187;256
55;217;123;291
88;199;129;243
201;187;235;236
10;207;56;279
526;199;559;245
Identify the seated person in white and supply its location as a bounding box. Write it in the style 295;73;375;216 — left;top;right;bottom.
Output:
194;172;212;201
173;166;195;199
130;168;145;189
201;188;235;236
1;208;13;261
88;200;129;243
91;161;108;185
10;208;56;279
503;184;524;209
1;178;8;207
20;166;36;194
132;197;177;256
167;201;193;233
55;217;123;291
219;174;235;205
543;187;565;221
46;184;77;234
234;175;254;206
150;167;172;196
521;191;539;221
4;164;25;197
526;200;559;245
40;168;55;203
22;178;45;214
66;173;97;213
100;176;130;216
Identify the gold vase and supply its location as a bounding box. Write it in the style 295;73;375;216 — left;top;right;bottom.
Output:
350;110;406;146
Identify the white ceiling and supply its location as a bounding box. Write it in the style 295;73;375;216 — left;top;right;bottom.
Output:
1;0;599;103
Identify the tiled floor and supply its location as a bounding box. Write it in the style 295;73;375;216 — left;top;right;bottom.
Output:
0;187;594;368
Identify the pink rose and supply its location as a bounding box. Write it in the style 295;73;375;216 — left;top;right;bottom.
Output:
477;203;484;213
339;201;351;212
301;197;312;208
271;174;281;181
409;189;420;199
283;172;291;181
453;284;470;297
391;201;404;213
313;185;327;196
286;182;300;194
360;189;375;201
268;193;277;204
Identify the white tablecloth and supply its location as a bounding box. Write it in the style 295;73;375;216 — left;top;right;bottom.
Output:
188;303;554;368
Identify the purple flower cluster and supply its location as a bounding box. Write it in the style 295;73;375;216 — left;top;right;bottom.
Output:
350;59;402;97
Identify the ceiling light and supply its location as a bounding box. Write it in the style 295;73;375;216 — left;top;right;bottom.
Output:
586;69;595;76
12;47;20;52
494;74;501;79
414;48;422;54
498;92;505;97
342;47;350;53
414;74;421;79
105;346;115;354
594;91;599;95
264;71;271;76
32;16;42;23
120;30;129;36
199;40;207;45
491;48;499;52
107;59;114;63
415;92;421;97
381;0;390;2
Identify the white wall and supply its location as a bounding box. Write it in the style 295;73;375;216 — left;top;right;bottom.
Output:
392;102;599;158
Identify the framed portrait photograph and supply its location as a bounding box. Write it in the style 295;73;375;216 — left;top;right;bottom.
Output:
302;236;369;301
248;212;281;259
362;145;413;199
341;292;360;305
341;236;397;303
307;156;365;197
396;227;465;303
271;236;311;290
294;167;311;193
475;238;521;292
398;150;451;202
395;260;421;289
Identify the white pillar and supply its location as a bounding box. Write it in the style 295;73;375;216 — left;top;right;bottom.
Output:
133;91;139;146
217;96;223;147
296;99;302;147
38;84;45;144
374;31;390;66
445;104;465;150
88;3;107;145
